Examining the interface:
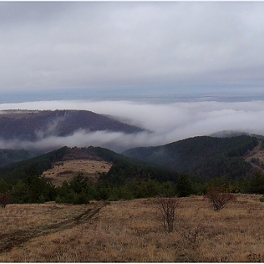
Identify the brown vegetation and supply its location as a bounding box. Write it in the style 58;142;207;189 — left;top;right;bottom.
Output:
244;141;264;172
42;159;112;186
244;141;264;161
0;194;264;262
204;187;236;211
156;197;178;232
0;194;9;209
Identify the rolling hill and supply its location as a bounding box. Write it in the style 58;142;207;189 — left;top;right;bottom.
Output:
1;135;264;205
0;109;144;141
0;145;127;183
123;135;260;180
0;135;262;186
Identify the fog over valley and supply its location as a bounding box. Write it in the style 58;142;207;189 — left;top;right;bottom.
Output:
0;98;264;152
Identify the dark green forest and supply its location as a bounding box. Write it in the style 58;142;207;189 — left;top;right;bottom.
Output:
0;135;264;205
0;149;41;167
123;135;259;179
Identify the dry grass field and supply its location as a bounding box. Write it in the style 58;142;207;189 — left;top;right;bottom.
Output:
42;159;112;186
0;194;264;262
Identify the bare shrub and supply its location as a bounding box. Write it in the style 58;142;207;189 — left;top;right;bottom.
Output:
180;221;205;249
204;187;236;211
156;196;178;233
0;194;10;209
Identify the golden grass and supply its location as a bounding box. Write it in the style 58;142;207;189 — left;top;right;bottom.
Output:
42;159;112;186
0;202;89;234
0;194;264;262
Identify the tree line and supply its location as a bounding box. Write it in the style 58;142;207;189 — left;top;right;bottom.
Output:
1;159;264;205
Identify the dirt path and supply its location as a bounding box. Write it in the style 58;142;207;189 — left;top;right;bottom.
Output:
243;141;262;159
0;201;108;253
243;141;264;173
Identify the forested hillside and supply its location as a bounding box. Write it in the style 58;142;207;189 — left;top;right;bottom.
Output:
0;146;126;183
0;135;264;205
123;135;259;180
0;145;186;203
0;149;40;167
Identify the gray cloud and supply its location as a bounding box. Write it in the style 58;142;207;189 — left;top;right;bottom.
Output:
0;2;70;25
1;2;264;94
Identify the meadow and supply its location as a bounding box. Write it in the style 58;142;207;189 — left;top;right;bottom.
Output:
42;159;112;186
0;194;263;262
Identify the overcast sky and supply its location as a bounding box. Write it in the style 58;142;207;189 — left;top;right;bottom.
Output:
1;1;264;98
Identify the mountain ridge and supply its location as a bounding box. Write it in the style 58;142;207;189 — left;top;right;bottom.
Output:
0;134;263;184
0;109;144;142
122;135;259;179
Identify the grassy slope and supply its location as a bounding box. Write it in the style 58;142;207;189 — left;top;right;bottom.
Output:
0;195;264;262
42;159;112;186
0;146;126;183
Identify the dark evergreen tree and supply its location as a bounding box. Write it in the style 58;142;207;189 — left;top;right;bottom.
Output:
0;178;9;194
247;172;264;194
175;174;194;197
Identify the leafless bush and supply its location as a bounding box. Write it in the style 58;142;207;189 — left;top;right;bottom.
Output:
204;187;236;211
156;197;178;233
0;194;10;209
180;221;205;249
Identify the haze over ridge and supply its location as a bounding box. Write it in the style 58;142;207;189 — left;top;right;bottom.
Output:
0;98;263;152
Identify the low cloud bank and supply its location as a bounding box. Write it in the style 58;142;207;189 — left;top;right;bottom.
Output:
0;99;264;152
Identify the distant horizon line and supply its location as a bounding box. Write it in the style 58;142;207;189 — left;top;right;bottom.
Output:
2;92;264;104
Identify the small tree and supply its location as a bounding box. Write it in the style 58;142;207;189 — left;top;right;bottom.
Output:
156;196;178;233
204;187;236;211
0;194;10;209
176;174;194;197
0;178;9;193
